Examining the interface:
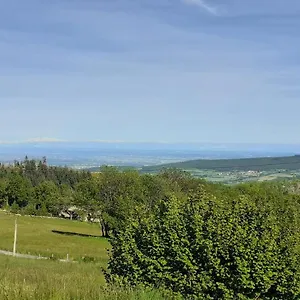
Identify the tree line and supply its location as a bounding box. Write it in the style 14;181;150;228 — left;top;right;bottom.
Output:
0;157;91;216
0;158;203;236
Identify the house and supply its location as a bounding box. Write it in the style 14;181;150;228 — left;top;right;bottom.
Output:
59;206;80;220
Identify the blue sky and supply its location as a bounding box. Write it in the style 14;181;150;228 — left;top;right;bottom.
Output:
1;0;300;144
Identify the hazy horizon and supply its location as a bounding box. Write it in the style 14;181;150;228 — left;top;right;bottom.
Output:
1;138;300;146
1;140;299;169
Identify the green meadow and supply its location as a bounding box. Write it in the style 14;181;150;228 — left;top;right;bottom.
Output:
0;256;168;300
0;211;109;262
0;211;168;300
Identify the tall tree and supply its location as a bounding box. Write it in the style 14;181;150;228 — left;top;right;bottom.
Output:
34;181;61;215
5;173;33;208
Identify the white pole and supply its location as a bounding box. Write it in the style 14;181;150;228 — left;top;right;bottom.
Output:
13;216;17;256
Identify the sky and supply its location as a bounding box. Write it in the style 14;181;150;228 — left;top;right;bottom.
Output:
1;0;300;144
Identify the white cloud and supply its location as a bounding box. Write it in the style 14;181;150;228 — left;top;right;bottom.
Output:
182;0;219;15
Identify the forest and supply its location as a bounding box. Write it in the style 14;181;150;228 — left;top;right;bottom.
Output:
1;158;300;299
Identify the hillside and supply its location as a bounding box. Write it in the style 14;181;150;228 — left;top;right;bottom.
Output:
85;155;300;184
141;155;300;172
0;211;109;261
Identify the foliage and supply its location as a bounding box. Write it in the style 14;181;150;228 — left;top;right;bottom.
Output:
21;203;37;215
106;185;300;299
10;201;20;214
0;178;8;207
34;181;61;215
6;174;33;207
0;158;89;217
74;167;180;237
97;167;144;235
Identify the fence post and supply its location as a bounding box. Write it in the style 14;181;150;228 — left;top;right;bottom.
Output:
13;217;18;256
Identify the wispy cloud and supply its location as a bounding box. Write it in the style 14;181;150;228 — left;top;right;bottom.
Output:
25;137;66;143
0;138;66;144
182;0;219;16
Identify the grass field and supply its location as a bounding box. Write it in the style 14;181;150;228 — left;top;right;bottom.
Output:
0;211;110;262
0;256;106;299
0;256;168;300
0;212;170;299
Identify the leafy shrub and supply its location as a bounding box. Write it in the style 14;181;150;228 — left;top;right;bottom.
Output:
10;201;20;214
21;203;37;216
106;186;300;299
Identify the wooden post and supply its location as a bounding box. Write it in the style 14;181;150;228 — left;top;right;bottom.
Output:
13;217;18;256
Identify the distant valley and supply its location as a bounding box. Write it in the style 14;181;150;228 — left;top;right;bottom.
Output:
140;155;300;184
1;142;299;184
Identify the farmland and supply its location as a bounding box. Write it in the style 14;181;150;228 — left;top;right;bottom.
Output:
88;156;300;184
141;155;300;184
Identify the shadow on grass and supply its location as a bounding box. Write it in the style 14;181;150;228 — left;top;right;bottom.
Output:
51;230;103;238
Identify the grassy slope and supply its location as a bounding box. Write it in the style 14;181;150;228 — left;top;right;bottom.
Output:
0;256;106;300
0;211;110;262
0;211;173;299
0;256;168;300
0;212;114;299
141;155;300;172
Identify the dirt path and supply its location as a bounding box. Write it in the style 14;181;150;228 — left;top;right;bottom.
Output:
0;249;71;262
